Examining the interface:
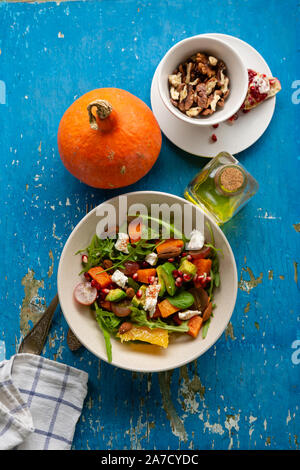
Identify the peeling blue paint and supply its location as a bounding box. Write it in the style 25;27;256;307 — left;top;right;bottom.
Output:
0;340;6;361
0;0;299;451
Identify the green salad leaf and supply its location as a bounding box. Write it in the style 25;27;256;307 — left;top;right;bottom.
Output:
140;214;188;242
167;290;194;309
205;220;215;246
79;234;158;275
95;305;122;362
97;319;113;363
95;306;121;333
98;238;158;273
76;235;115;274
202;318;211;339
130;306;189;333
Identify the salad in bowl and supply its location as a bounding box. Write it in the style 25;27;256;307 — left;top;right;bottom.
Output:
74;215;220;363
57;191;237;372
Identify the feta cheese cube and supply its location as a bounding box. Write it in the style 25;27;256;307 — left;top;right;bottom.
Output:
145;252;158;266
111;269;128;289
144;284;161;318
115;232;129;254
186;229;205;251
178;310;202;320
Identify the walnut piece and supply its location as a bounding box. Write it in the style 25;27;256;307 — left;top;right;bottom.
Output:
205;77;218;95
186;107;202;117
221;77;229;94
184;86;194;110
185;62;192;84
210;92;221;111
179;84;188;103
170;86;179;100
209;56;218;66
168;51;230;118
168;72;182;88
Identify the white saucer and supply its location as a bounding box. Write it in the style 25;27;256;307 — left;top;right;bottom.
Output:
150;33;276;157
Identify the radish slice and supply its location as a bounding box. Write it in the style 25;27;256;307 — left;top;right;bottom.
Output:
74;282;97;306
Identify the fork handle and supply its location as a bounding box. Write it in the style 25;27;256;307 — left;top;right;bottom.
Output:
18;294;59;355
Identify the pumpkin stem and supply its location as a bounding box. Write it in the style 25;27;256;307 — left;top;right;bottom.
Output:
87;100;113;130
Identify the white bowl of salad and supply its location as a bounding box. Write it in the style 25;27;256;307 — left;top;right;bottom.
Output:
57;191;237;372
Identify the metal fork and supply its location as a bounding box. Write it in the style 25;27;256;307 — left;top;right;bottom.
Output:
19;202;97;354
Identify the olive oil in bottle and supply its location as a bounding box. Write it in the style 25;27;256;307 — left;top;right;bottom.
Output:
184;152;259;225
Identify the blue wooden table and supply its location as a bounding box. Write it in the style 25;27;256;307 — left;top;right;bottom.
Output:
0;0;299;450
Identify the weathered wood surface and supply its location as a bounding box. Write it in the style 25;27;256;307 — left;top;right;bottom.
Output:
0;0;299;450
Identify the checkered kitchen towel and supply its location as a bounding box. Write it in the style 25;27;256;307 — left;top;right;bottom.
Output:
0;353;88;450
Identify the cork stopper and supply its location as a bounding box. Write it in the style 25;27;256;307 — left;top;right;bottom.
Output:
215;164;246;196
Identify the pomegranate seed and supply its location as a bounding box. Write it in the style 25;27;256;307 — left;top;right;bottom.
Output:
196;274;210;287
132;272;138;281
142;261;149;268
168;257;175;262
148;276;156;284
186;254;192;261
82;254;88;265
101;288;110;295
228;113;238;122
183;274;191;282
175;277;183;288
212;124;219;129
248;69;257;81
91;280;101;290
177;270;183;277
172;270;179;278
211;133;217;142
182;252;187;257
243;109;250;114
99;291;107;300
136;289;143;299
84;272;91;281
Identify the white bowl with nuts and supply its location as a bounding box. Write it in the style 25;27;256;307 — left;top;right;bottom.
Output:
158;35;248;126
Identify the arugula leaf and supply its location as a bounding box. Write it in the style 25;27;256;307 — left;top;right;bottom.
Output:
77;236;115;274
98;238;157;273
130;306;189;333
95;305;122;362
214;272;220;288
79;234;158;275
140;214;187;241
205;221;215;246
204;242;223;256
202;318;211;339
98;320;112;362
95;306;121;333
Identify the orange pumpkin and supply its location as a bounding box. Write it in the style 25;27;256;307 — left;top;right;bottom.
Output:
57;88;162;189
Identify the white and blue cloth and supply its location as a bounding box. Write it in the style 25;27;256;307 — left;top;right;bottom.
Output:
0;353;88;450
